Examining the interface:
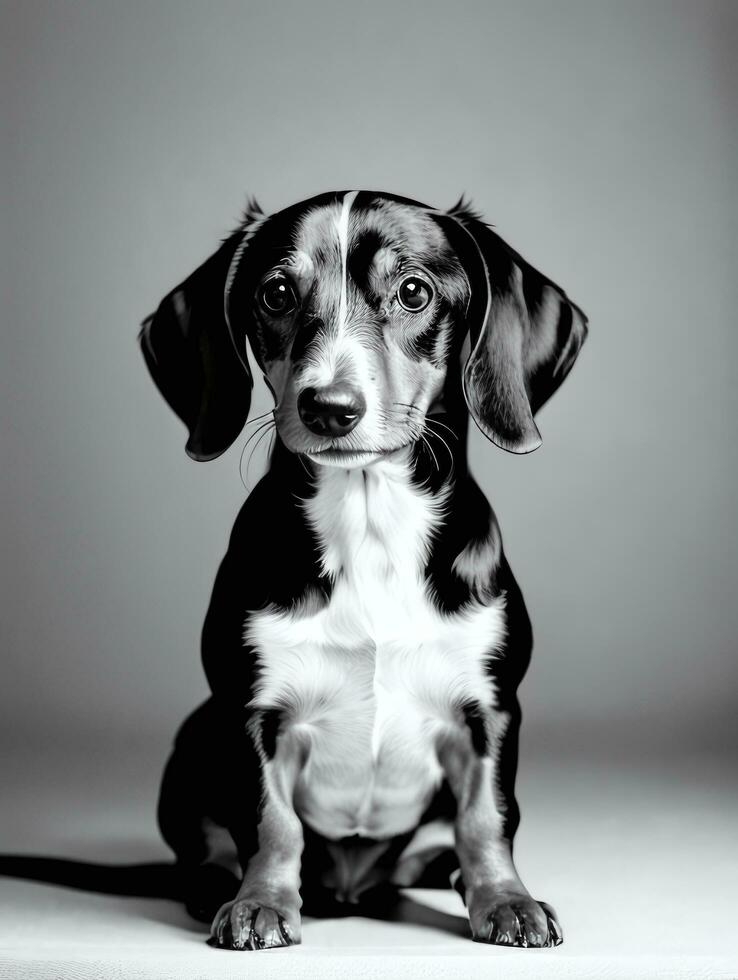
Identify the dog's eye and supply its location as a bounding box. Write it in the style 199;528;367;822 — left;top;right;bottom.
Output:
397;276;433;313
258;276;297;316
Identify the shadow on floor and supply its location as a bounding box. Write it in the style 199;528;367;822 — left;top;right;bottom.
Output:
0;854;470;940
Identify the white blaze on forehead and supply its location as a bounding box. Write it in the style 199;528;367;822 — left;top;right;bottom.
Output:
336;191;359;334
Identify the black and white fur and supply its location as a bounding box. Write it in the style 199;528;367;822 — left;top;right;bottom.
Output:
140;190;587;950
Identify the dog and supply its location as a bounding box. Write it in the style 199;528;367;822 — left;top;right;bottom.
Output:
140;190;587;950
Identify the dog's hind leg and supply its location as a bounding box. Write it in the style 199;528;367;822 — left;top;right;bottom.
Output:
158;698;254;923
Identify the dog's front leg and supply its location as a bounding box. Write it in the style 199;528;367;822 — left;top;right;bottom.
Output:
439;705;563;948
210;711;304;951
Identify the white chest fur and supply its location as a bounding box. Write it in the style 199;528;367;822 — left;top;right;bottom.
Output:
246;457;506;840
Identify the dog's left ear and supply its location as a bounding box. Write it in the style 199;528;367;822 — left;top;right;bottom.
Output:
437;206;588;454
139;232;253;462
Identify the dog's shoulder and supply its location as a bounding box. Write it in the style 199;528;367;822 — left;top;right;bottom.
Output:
423;473;504;608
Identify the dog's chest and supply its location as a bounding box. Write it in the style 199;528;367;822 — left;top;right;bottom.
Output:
247;460;505;840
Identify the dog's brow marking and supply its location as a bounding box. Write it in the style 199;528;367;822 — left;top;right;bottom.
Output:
336;191;358;335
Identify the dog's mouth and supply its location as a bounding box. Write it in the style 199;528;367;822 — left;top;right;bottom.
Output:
305;448;385;468
304;442;413;468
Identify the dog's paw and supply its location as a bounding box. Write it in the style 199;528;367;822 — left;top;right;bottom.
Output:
208;899;300;950
471;893;562;948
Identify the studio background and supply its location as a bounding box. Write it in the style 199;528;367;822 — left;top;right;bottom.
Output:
2;2;736;977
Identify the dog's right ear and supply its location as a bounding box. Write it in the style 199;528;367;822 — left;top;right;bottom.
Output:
434;205;588;454
139;232;254;461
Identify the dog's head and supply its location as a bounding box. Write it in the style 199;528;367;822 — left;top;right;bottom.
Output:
140;191;587;465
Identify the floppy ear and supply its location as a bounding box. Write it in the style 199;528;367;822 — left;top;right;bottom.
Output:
139;232;253;461
437;206;588;454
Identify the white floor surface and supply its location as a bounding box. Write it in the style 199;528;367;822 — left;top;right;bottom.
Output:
1;735;736;979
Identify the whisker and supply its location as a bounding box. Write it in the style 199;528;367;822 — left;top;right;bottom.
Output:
375;409;425;448
239;419;275;488
424;420;456;475
297;453;313;478
243;422;276;489
243;409;275;429
240;420;274;459
382;406;457;475
419;431;440;474
425;417;458;440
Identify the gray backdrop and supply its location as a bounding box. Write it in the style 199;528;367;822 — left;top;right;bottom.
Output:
2;0;736;768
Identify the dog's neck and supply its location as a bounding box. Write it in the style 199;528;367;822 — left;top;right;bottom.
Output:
303;451;451;586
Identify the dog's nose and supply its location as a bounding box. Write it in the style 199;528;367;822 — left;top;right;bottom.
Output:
298;385;366;437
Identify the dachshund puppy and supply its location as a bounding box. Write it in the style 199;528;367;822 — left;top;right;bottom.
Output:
140;191;587;950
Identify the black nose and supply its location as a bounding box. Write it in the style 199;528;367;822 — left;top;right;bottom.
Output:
297;385;366;437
